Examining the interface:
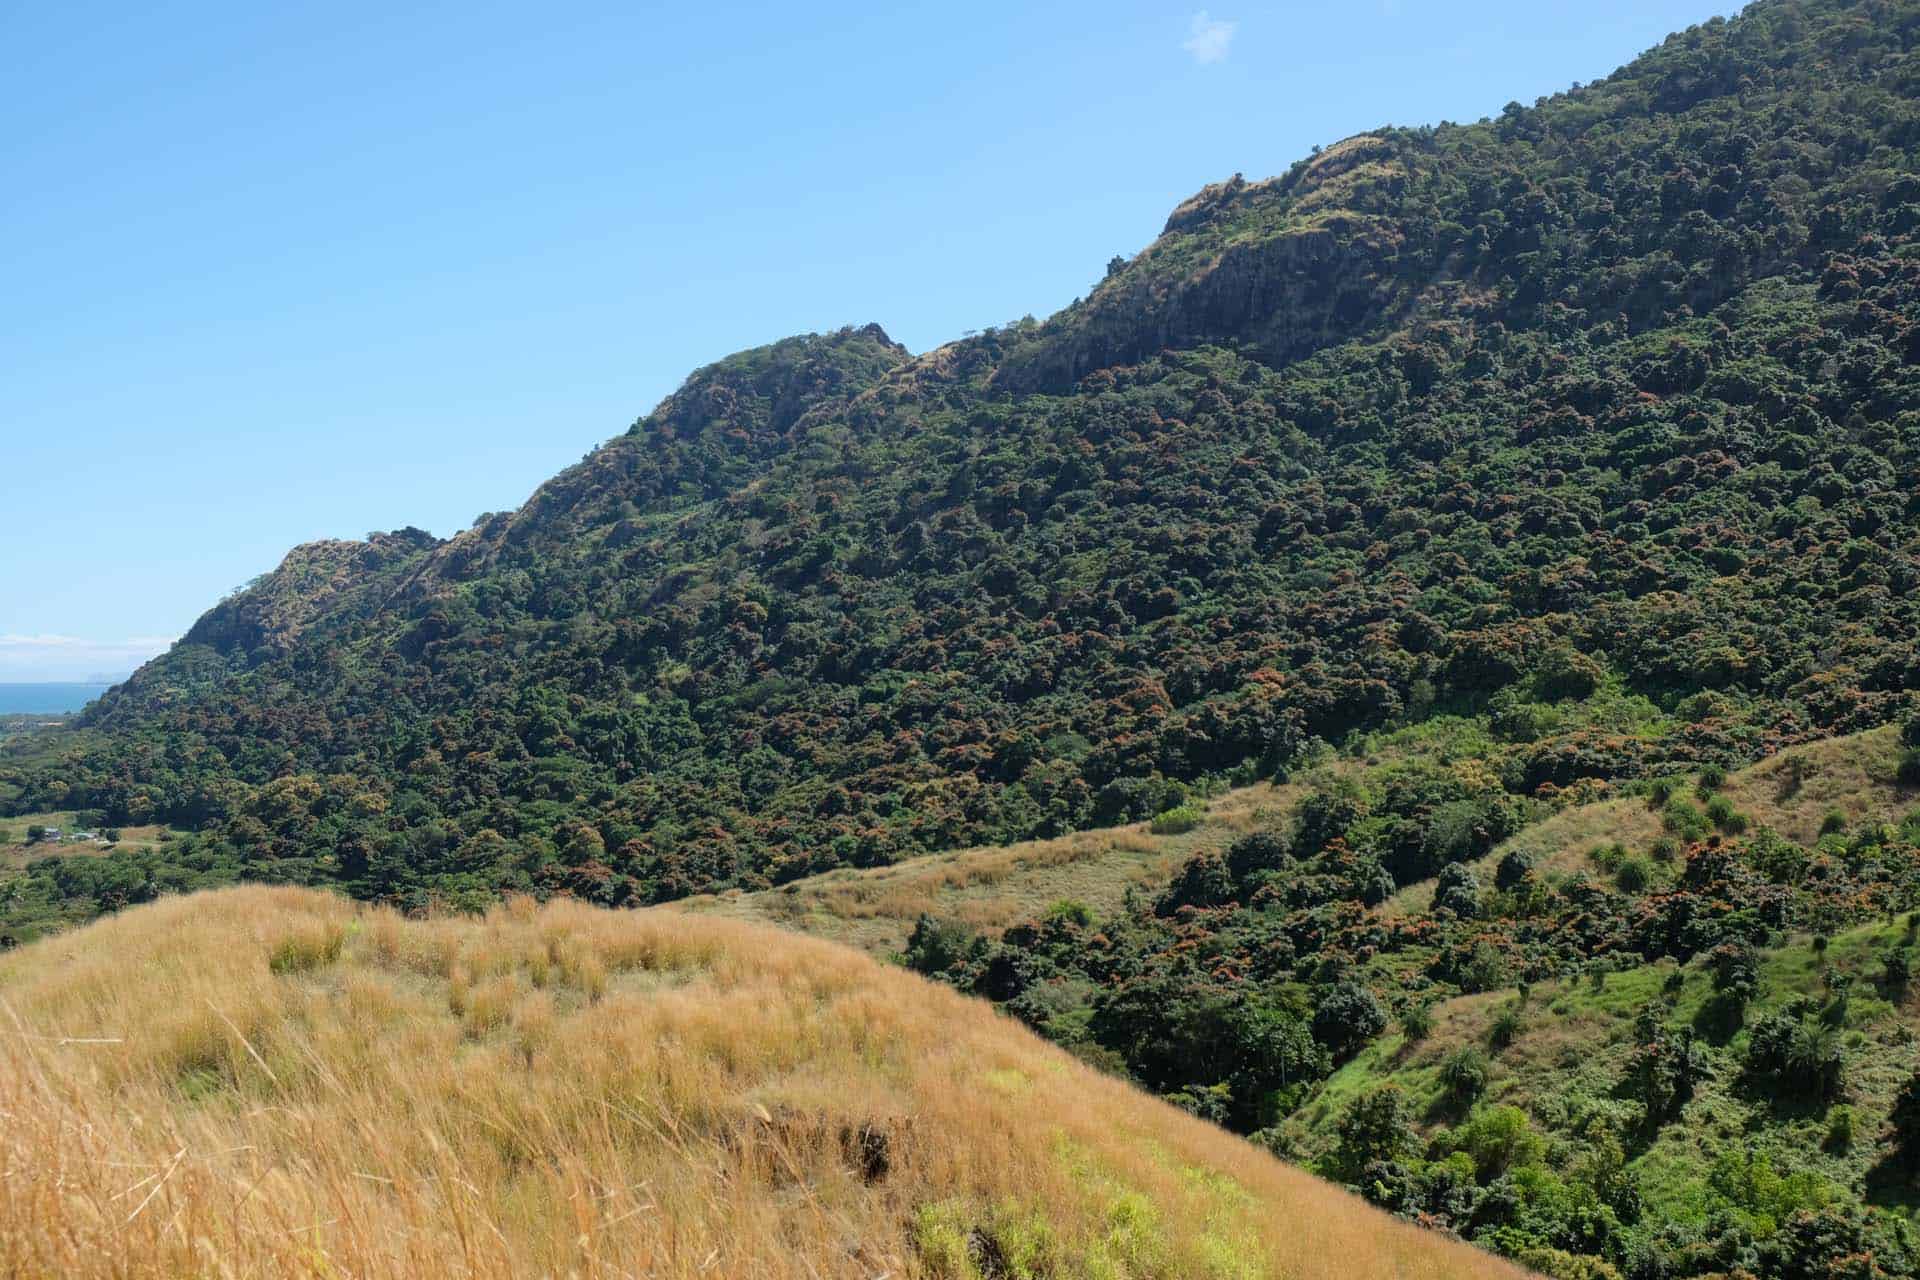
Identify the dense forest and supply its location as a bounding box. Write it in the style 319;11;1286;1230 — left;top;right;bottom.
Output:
7;0;1920;1271
8;0;1919;925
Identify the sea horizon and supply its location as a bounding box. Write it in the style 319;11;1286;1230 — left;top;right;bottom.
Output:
0;682;115;715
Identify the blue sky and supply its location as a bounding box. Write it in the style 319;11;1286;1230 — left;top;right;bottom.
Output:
2;0;1734;681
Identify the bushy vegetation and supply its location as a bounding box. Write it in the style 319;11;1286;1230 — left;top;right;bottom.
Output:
6;1;1920;1275
6;0;1920;942
903;723;1920;1274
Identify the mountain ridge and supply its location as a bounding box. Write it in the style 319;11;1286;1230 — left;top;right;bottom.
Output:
5;0;1919;926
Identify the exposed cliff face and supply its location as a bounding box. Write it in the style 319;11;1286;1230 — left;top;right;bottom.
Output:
417;324;910;586
180;529;441;661
995;134;1446;393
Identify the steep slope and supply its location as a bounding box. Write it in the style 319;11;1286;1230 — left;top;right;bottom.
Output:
7;0;1920;922
1293;916;1920;1278
0;886;1522;1279
904;696;1920;1276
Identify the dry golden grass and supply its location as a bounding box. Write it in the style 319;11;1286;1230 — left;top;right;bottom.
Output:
0;885;1523;1280
1719;724;1911;843
678;783;1296;957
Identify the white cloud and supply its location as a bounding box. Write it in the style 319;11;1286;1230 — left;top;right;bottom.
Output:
0;633;175;681
1183;11;1237;64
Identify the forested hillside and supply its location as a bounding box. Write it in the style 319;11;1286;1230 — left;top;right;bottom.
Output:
9;1;1920;1275
7;0;1919;935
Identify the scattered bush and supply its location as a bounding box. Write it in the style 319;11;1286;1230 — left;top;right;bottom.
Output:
1327;1085;1416;1183
1703;795;1748;834
1626;1004;1708;1125
1615;857;1652;893
1443;1051;1482;1113
1149;804;1204;835
1401;1002;1434;1043
1488;1005;1524;1051
1439;1046;1490;1106
1662;798;1709;842
1886;946;1913;997
1153;852;1235;914
903;916;977;974
1696;764;1729;794
1744;998;1845;1103
1433;862;1481;918
1826;1104;1857;1150
1494;849;1535;893
1447;1104;1545;1181
1223;830;1290;882
1819;809;1849;837
1890;1068;1920;1167
1312;981;1388;1061
1041;899;1092;928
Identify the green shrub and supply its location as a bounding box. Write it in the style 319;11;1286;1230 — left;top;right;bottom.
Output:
1312;981;1387;1060
1662;798;1709;842
1439;1046;1490;1106
1514;1246;1626;1280
1820;809;1849;837
1488;1004;1524;1051
1826;1104;1857;1150
1327;1085;1416;1183
1494;849;1535;892
1446;1104;1545;1180
1697;763;1729;794
903;916;977;974
1898;750;1920;788
1890;1068;1920;1167
1400;1002;1435;1043
1744;997;1844;1102
1149;804;1204;835
1886;947;1912;995
1042;899;1093;928
1704;794;1748;833
1649;836;1680;863
1615;857;1653;893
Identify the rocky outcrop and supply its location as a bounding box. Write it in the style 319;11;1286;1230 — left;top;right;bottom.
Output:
180;529;440;661
994;133;1443;393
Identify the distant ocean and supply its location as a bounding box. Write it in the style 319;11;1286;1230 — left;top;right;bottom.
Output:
0;683;113;715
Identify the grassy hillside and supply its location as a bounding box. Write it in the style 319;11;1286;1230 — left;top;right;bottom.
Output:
678;780;1299;957
1385;726;1913;917
0;886;1523;1280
